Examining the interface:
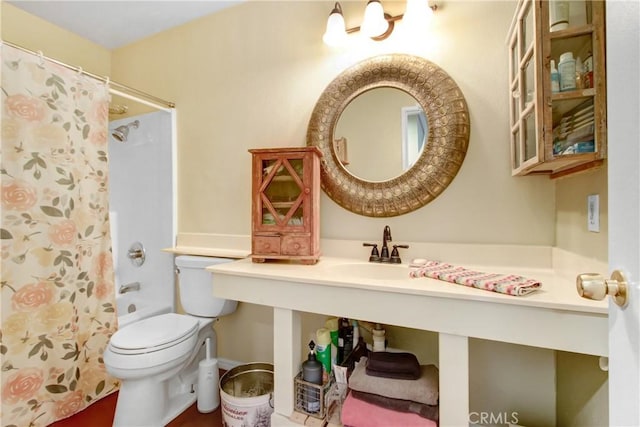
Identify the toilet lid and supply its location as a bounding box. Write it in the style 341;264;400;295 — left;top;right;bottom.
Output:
110;313;199;354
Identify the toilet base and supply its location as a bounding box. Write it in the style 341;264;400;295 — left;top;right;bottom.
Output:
111;320;216;426
113;374;197;427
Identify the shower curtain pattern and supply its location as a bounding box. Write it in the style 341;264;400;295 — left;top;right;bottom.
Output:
1;45;118;426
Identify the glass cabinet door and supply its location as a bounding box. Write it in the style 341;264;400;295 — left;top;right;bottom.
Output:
507;0;605;177
260;157;305;227
509;0;539;173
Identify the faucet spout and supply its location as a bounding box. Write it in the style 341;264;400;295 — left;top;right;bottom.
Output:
381;226;392;262
383;226;392;247
119;281;141;294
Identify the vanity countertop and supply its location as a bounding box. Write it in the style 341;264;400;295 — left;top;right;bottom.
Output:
207;256;607;315
208;255;609;426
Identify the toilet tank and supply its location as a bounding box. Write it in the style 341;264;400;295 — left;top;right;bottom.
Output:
175;255;238;317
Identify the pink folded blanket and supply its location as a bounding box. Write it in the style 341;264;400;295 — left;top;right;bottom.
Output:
409;260;541;296
351;390;439;423
342;391;437;427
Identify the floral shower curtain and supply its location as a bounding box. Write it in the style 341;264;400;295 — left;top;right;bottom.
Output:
1;44;118;426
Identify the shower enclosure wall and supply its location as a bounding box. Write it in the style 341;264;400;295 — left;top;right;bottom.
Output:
109;110;176;313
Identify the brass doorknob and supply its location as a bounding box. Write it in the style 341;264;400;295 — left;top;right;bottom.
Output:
576;270;628;307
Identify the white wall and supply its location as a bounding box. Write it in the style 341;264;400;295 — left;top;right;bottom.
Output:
108;111;175;309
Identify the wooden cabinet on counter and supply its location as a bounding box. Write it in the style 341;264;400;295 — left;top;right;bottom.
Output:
249;147;321;264
508;0;606;178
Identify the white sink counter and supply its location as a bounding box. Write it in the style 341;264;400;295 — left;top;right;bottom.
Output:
208;255;608;427
207;257;608;426
208;256;607;314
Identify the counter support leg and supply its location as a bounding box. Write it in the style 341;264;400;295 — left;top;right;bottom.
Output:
439;333;469;427
273;307;301;419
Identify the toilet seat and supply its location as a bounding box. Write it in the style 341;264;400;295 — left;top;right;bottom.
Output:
110;313;199;355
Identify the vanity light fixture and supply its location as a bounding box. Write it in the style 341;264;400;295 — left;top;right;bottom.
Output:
322;0;437;46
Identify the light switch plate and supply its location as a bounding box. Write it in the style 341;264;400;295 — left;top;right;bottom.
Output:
588;194;600;232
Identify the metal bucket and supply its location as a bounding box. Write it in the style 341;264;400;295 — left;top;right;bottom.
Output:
219;362;274;427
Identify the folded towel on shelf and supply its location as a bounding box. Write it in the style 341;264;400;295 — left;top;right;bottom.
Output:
351;390;439;423
342;391;438;427
349;357;439;406
366;351;421;380
409;259;541;296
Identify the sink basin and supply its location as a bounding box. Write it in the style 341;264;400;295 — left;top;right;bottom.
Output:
326;262;410;281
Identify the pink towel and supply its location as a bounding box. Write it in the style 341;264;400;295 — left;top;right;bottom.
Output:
341;392;437;427
409;260;541;296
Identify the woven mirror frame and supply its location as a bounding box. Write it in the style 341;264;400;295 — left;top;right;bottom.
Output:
307;54;470;217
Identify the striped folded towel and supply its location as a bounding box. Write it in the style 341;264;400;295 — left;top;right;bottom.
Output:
409;259;541;296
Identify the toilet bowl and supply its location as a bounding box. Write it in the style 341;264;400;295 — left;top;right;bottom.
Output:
104;256;237;427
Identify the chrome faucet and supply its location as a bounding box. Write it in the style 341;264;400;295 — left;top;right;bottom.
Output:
119;281;141;294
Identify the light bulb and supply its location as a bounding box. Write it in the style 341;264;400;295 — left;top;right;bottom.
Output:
323;3;348;46
403;0;433;31
361;0;389;38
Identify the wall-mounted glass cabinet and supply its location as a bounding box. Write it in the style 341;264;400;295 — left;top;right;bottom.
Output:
508;0;606;178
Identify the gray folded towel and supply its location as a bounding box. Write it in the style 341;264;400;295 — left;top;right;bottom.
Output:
349;357;439;406
366;351;421;380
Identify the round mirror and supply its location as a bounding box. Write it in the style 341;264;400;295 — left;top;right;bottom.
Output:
307;54;470;217
334;88;427;182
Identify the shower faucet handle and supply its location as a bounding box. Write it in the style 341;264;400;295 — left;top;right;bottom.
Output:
127;241;146;267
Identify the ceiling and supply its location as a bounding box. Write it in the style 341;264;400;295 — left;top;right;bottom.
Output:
8;1;243;49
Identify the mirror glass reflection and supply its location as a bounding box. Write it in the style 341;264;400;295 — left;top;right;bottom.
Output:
334;88;428;182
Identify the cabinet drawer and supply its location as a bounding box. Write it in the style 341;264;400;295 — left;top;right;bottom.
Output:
281;235;310;256
253;236;281;255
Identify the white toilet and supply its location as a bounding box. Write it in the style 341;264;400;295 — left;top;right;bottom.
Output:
104;255;237;427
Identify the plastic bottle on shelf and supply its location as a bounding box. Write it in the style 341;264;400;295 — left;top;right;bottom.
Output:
575;56;584;90
352;320;360;346
550;59;560;94
549;0;570;32
558;52;577;92
315;328;332;383
337;317;353;364
583;54;594;88
325;318;339;366
372;323;386;352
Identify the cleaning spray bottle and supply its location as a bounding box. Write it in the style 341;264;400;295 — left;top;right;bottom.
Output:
302;340;322;413
197;337;219;413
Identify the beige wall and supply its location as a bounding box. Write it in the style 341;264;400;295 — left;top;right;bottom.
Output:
2;3;111;76
556;167;608;261
556;351;609;426
110;1;557;246
108;2;557;424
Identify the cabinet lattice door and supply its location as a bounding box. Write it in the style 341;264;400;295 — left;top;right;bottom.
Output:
250;147;321;264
